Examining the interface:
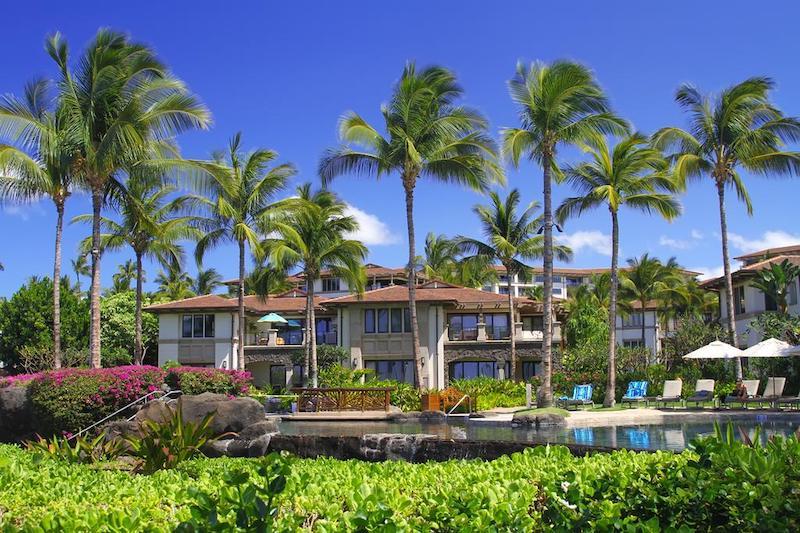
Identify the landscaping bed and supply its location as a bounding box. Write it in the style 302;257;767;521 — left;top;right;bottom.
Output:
2;427;800;531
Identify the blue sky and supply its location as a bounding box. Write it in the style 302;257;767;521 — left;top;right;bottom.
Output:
2;0;800;297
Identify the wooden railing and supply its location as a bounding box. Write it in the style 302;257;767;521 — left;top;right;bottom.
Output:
290;387;395;412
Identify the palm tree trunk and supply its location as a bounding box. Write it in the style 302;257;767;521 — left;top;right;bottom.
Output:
238;240;246;371
134;251;144;365
605;209;619;408
89;188;103;368
506;269;518;381
303;281;311;386
404;179;424;390
717;181;742;379
53;201;64;369
641;299;647;357
308;278;318;387
538;153;555;407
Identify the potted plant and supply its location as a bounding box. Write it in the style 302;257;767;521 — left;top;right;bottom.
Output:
420;389;441;411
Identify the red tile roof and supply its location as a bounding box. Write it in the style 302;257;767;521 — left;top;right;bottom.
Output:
145;294;238;312
734;244;800;261
701;255;800;289
324;283;514;305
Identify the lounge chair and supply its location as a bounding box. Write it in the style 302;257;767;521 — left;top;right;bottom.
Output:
686;379;715;407
724;379;760;408
651;379;683;408
621;380;649;407
741;377;786;408
557;384;594;410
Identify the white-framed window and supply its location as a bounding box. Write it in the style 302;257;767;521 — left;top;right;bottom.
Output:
182;314;215;338
321;278;341;292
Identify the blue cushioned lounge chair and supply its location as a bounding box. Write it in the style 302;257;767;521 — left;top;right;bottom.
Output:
557;384;594;410
621;381;649;407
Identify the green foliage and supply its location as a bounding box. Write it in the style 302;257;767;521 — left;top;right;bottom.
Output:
125;405;221;474
0;276;89;371
100;291;159;364
4;426;800;530
662;316;729;368
748;311;800;343
450;377;528;410
164;367;252;396
563;302;609;349
25;432;125;464
176;454;290;532
315;344;349;371
317;363;371;387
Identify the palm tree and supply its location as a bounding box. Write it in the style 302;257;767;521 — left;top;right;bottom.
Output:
108;260;136;294
155;267;196;302
524;285;544;301
75;176;199;363
619;254;679;361
27;30;211;367
190;133;295;370
320;63;503;389
421;233;459;282
192;267;223;295
71;254;90;293
454;255;499;289
263;184;367;386
751;259;800;314
243;264;291;299
457;189;572;381
501;61;628;406
0;78;77;369
556;134;680;406
652;78;800;378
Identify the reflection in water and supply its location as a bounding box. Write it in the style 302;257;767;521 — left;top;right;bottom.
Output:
278;417;800;451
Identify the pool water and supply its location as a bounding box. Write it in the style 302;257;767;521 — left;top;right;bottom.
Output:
278;416;800;451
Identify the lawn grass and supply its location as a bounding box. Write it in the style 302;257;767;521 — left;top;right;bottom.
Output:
512;407;570;417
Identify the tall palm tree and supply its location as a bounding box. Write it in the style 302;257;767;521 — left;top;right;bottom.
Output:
652;78;800;378
501;61;628;406
155;267;195;302
190;133;295;370
0;78;77;369
751;259;800;315
457;189;572;381
26;30;211;367
243;264;291;299
71;254;90;293
320;63;503;389
619;254;679;361
75;176;199;363
524;285;544;301
421;232;459;282
108;259;137;294
454;255;498;289
263;184;367;387
192;267;223;295
556;134;680;406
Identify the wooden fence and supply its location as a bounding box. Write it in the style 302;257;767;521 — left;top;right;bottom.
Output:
290;387;395;412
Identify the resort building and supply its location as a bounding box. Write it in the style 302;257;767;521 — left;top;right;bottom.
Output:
701;244;800;347
146;271;561;390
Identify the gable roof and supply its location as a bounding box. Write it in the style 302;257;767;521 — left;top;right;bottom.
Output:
145;294;238;313
734;244;800;262
324;283;514;305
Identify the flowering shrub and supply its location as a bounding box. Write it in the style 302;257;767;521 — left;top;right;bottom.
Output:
27;366;166;436
164;366;252;396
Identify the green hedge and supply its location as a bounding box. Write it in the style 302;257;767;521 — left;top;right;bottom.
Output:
2;429;799;530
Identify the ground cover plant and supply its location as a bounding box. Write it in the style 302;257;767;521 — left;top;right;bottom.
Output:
2;424;800;531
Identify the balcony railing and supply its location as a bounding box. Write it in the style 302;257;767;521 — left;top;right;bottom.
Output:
486;326;510;340
448;327;478;341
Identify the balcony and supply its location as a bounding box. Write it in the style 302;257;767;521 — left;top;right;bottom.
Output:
448;327;478;342
245;330;337;347
486;326;510;340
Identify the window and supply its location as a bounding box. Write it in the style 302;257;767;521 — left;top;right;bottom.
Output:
790;281;798;306
485;313;510;339
390;308;403;333
316;318;337;345
765;293;778;312
364;309;375;333
321;278;341;292
182;314;215;338
448;314;479;341
522;361;540;381
622;312;643;327
291;364;304;386
523;316;544;332
535;275;544;283
733;286;746;315
365;360;415;384
499;286;510;294
450;361;497;380
623;339;644;349
364;308;411;334
269;365;287;392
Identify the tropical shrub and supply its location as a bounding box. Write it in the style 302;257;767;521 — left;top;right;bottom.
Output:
449;377;528;410
164;367;252;396
26;366;166;436
100;291;159;365
125;405;224;474
318;363;371;387
316;345;349;370
25;431;125;464
2;426;800;530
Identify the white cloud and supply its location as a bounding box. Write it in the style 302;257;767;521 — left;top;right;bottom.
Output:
343;204;399;246
728;230;800;254
691;265;725;281
1;203;44;221
559;230;611;256
690;229;704;240
659;236;691;250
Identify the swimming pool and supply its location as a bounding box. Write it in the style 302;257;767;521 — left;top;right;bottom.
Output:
278;415;800;451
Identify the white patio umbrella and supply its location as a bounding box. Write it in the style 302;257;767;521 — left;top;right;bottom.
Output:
741;338;800;358
682;340;744;360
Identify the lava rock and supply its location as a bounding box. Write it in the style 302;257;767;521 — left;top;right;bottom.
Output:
237;419;278;440
511;412;566;428
418;410;446;422
0;386;33;442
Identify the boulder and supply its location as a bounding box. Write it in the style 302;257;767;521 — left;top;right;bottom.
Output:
418;410;446;423
237;419;278;440
0;386;33;442
511;412;566;428
133;400;173;425
132;393;266;437
102;419;141;440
